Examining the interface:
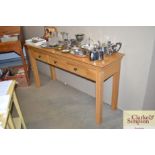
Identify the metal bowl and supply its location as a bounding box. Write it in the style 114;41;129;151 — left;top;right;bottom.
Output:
75;34;84;42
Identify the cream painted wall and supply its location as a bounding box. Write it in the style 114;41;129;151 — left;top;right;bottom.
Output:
143;40;155;110
23;26;155;110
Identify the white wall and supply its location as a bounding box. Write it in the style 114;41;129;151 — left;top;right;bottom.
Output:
143;40;155;110
23;26;155;110
23;26;44;38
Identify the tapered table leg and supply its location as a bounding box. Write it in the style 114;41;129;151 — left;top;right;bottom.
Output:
96;71;103;124
20;49;30;85
111;71;120;110
29;53;41;87
49;65;56;80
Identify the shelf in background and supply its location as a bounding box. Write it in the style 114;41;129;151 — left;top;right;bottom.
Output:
0;57;28;68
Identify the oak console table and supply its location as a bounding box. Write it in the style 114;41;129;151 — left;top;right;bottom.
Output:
26;44;124;124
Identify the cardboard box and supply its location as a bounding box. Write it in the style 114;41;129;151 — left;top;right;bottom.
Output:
0;66;29;87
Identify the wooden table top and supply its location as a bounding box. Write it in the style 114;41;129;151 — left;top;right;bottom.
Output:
26;45;124;68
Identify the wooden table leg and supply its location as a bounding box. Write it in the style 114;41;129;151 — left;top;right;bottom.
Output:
20;49;30;85
30;54;41;87
49;65;56;80
24;46;31;81
96;71;103;124
111;71;120;110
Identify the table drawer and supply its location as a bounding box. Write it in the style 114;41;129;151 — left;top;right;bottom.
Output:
32;52;50;63
49;56;67;70
49;57;96;81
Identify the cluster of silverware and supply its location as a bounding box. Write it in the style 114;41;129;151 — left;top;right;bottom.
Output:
42;31;122;61
81;38;122;61
71;35;122;61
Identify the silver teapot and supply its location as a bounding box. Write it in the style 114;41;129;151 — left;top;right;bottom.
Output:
89;47;104;61
105;41;122;55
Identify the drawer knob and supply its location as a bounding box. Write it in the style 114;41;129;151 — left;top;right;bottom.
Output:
74;68;77;71
54;61;57;64
38;55;41;58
